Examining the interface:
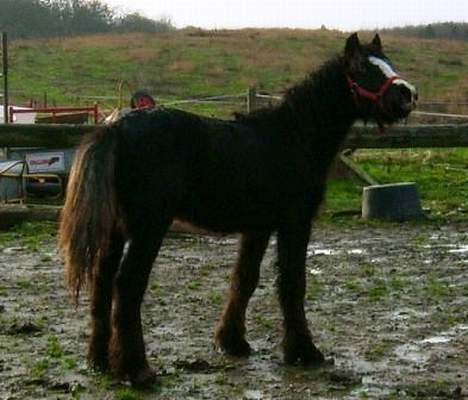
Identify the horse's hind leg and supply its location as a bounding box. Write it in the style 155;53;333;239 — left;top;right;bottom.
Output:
88;230;125;371
277;220;325;366
215;231;270;356
109;223;169;386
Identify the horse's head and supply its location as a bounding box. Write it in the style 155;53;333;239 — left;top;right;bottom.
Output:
344;33;417;126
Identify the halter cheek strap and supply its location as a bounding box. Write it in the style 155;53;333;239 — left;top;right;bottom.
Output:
346;75;400;108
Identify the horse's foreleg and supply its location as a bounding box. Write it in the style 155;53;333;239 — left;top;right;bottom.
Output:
215;231;270;356
277;221;324;366
88;230;124;371
109;228;167;386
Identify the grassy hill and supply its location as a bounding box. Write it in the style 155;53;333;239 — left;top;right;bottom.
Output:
7;29;468;112
5;28;468;220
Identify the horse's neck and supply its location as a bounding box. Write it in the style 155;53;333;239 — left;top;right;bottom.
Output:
283;60;356;165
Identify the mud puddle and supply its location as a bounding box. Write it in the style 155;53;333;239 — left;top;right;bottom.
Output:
0;223;467;399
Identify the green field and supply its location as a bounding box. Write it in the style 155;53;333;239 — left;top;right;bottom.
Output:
326;148;468;221
8;29;468;108
6;28;468;220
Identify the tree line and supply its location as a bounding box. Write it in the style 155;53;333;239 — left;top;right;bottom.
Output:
382;22;468;41
0;0;175;39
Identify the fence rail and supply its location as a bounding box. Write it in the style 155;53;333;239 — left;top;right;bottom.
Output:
9;104;99;124
1;123;468;149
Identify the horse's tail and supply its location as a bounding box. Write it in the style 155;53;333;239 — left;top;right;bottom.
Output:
59;125;123;302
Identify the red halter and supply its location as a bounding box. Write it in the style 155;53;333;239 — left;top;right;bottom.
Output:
346;75;400;109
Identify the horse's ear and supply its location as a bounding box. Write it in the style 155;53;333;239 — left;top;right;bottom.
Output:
372;34;382;50
345;33;362;72
345;33;361;60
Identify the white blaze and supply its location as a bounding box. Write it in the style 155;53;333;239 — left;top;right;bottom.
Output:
368;56;417;98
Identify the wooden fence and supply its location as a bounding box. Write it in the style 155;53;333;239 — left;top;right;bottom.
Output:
1;113;467;225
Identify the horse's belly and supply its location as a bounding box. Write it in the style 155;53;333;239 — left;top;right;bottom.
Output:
175;196;280;233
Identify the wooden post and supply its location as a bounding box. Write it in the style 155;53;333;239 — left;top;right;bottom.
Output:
2;32;8;125
338;152;379;185
93;102;99;124
247;87;257;113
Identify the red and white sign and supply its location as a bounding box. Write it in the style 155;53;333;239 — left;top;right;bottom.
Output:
26;152;65;173
0;105;36;124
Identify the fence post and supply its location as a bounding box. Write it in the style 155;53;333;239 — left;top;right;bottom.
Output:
93;102;99;124
247;87;257;113
2;32;8;125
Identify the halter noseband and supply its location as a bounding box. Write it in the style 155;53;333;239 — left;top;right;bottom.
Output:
346;74;400;109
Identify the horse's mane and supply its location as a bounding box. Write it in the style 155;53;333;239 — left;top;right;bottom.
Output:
234;56;347;130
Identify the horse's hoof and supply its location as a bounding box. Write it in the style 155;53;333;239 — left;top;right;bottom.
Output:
87;354;109;372
215;326;252;357
283;331;325;366
129;366;158;388
221;337;252;357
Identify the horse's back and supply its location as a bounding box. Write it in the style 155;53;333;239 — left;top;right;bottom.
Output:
113;108;314;233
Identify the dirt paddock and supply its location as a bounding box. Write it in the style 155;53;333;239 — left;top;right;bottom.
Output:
0;222;467;399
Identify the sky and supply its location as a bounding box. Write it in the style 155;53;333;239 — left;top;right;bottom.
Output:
103;0;468;31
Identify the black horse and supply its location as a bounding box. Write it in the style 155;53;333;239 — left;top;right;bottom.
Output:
59;33;417;386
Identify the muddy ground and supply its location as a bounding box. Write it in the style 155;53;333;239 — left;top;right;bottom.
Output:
0;221;467;399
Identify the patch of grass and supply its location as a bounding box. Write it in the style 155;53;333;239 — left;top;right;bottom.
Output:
28;334;79;379
187;279;202;290
207;289;223;306
94;373;115;389
40;254;53;262
431;309;461;327
397;379;457;399
31;358;50;378
367;282;388;302
115;388;143;400
410;232;430;246
150;282;162;295
353;149;468;220
365;339;397;361
0;231;17;246
198;262;219;276
214;371;227;385
62;356;78;370
0;222;57;251
361;263;376;278
16;279;34;290
326;178;362;212
423;274;452;299
344;279;362;293
18;222;57;251
306;274;322;301
389;276;408;293
345;273;407;301
47;335;65;358
255;314;275;330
